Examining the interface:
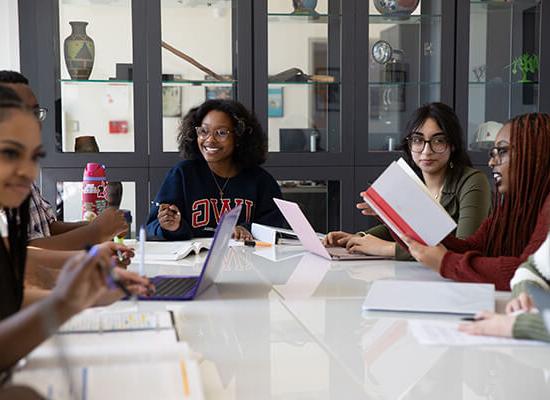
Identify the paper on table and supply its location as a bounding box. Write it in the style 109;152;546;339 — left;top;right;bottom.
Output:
59;309;173;334
13;357;204;400
408;320;548;346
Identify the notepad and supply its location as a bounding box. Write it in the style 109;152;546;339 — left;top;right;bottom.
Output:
362;158;456;246
59;310;173;333
14;355;205;400
362;280;495;315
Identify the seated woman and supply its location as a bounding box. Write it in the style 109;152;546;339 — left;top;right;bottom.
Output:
0;86;150;391
404;113;550;290
325;102;492;259
147;99;284;240
458;230;550;342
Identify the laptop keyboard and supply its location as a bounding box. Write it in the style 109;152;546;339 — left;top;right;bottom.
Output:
154;277;199;298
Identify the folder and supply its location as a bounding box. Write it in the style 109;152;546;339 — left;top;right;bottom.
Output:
362;158;456;246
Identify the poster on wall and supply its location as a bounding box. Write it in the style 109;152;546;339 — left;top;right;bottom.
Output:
268;87;284;118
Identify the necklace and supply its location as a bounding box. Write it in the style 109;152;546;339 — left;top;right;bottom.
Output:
433;185;444;200
209;169;231;199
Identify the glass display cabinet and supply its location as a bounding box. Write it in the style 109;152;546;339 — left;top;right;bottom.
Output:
456;0;549;164
18;0;549;234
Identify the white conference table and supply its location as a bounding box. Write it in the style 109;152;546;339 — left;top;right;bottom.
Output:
15;244;550;399
131;244;550;399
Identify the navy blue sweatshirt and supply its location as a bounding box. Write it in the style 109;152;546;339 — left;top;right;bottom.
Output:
146;159;285;240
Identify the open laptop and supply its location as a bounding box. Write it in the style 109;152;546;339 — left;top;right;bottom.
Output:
273;198;385;261
140;205;241;301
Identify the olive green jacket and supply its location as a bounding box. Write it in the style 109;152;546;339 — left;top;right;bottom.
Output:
510;233;550;342
360;166;492;260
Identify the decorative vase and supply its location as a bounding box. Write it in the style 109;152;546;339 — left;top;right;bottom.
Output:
64;21;95;80
373;0;420;19
292;0;318;14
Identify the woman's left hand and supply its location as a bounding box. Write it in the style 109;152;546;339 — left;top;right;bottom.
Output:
402;236;447;272
458;311;517;338
233;225;253;241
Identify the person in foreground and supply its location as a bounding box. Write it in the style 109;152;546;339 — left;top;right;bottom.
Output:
458;231;550;342
0;86;152;395
146;99;284;241
403;112;550;290
325;102;491;259
0;70;128;251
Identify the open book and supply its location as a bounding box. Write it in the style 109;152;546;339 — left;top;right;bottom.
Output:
362;158;457;246
136;240;210;261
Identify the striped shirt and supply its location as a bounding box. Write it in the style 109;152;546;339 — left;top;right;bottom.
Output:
28;183;56;240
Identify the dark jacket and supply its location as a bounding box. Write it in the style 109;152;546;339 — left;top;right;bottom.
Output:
146;159;285;240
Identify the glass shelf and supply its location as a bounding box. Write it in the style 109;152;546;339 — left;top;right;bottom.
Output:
469;81;539;86
368;81;441;86
162;80;236;86
268;13;331;24
369;14;442;24
60;79;133;84
268;81;340;86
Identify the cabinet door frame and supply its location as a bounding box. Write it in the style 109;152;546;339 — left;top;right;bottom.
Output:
256;0;357;167
147;0;253;168
454;0;550;166
19;0;150;168
353;0;457;167
40;167;150;232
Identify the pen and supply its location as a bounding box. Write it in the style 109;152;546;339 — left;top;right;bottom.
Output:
461;309;526;322
113;236;125;263
202;227;216;232
243;240;272;248
139;225;146;277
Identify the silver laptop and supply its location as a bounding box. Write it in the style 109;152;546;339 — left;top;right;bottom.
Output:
273;198;385;261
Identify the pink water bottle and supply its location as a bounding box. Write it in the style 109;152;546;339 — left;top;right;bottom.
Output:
82;163;107;221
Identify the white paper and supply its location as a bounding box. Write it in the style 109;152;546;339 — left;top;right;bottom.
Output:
409;320;548;346
59;309;173;333
13;357;204;400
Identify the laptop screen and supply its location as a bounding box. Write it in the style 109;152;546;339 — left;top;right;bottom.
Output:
194;205;242;296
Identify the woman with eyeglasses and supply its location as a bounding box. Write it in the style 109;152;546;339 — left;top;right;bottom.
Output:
325;102;492;259
0;86;151;396
146;99;285;240
404;113;550;291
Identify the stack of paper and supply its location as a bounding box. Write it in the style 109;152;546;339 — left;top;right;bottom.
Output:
362;158;456;246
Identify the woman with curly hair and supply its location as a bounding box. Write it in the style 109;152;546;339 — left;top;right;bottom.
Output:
146;99;284;240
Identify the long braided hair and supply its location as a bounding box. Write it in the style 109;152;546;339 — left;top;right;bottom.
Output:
486;113;550;256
